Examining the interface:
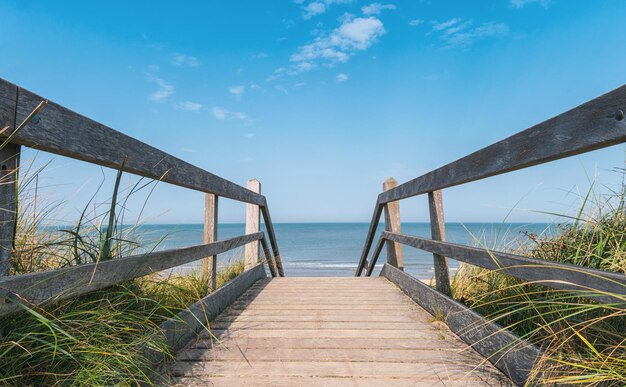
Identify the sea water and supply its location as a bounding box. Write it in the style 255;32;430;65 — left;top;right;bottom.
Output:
137;223;552;279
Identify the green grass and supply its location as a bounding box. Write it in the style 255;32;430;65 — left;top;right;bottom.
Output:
0;155;246;385
453;178;626;385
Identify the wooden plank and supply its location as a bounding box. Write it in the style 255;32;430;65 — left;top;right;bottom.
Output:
213;313;425;323
206;329;442;339
245;179;261;270
173;375;512;387
189;337;461;350
207;321;436;330
0;81;17;276
158;264;266;352
2;79;264;205
382;263;541;386
0;232;264;317
171;360;508;380
379;84;626;204
383;177;403;269
428;190;452;296
177;347;485;362
202;193;218;290
383;231;626;305
260;204;284;276
355;201;384;276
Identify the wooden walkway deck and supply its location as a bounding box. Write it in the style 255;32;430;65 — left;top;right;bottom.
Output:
171;277;513;386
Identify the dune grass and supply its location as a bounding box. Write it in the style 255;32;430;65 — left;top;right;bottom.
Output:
452;176;626;385
0;160;245;386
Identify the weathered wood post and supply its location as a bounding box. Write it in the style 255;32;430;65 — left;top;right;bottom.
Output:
245;179;261;270
0;82;19;277
202;193;218;290
383;177;403;270
428;190;452;296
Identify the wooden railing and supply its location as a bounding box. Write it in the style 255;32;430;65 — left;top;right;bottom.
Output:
355;85;626;384
356;83;626;301
0;78;283;318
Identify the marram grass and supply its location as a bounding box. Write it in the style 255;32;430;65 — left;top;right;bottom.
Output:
453;178;626;386
0;159;245;386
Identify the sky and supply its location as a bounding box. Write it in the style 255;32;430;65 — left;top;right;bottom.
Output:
1;0;626;224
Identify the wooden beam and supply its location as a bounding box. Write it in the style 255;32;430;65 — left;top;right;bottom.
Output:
355;201;384;276
379;85;626;204
0;232;264;317
260;204;284;276
381;263;541;386
428;190;451;296
1;79;264;206
260;236;277;277
245;179;261;270
383;178;403;270
202;194;218;290
365;236;386;277
0;81;17;276
383;232;626;305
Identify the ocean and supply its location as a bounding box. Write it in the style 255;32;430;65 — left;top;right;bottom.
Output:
139;223;552;279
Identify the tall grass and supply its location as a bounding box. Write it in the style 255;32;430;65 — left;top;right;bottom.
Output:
453;173;626;385
0;157;244;385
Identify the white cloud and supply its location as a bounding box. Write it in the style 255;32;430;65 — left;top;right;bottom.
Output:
362;3;396;15
145;73;174;103
211;106;247;121
290;16;385;67
229;85;245;98
336;73;349;82
304;2;326;19
275;85;289;94
176;101;203;111
430;18;509;48
244;133;255;138
181;147;196;153
299;0;354;19
510;0;549;8
171;53;199;67
409;19;423;27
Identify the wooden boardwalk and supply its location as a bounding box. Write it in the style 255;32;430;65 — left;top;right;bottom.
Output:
172;278;512;386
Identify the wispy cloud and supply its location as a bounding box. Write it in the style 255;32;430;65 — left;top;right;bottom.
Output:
510;0;549;8
336;73;349;82
229;85;245;98
171;53;199;67
289;16;385;70
303;2;327;19
299;0;354;19
211;106;247;121
176;101;203;111
430;18;509;48
145;73;174;103
409;19;423;27
362;3;396;15
244;133;255;138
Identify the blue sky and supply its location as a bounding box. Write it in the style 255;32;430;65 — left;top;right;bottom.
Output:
1;0;626;224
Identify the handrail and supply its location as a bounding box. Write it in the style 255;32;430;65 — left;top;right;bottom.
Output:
357;84;626;276
0;79;265;206
0;232;271;317
375;232;626;305
0;77;285;319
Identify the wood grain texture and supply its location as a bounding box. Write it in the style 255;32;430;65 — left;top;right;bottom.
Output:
379;84;626;204
172;277;512;386
355;201;383;276
383;231;626;305
245;179;261;270
1;79;265;205
0;81;17;276
382;263;541;386
202;193;218;290
383;177;403;269
259;236;277;277
260;204;284;276
428;190;452;296
0;232;264;317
